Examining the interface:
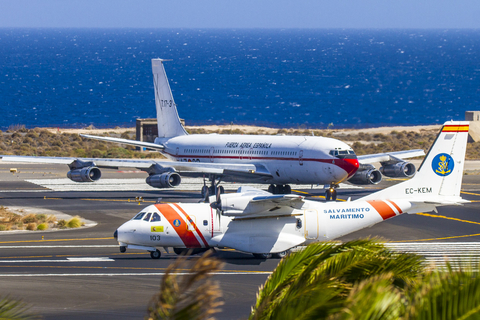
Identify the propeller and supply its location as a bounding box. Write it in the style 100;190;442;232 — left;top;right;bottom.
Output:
210;187;223;225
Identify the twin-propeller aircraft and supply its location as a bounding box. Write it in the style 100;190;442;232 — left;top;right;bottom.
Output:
1;59;424;200
114;121;469;258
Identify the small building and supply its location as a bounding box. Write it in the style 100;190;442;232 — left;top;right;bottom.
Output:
136;118;158;144
136;118;185;150
465;111;480;142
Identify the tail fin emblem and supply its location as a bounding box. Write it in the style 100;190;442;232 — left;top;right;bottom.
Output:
432;153;454;176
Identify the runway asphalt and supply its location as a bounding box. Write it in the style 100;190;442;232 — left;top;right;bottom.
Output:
1;162;480;319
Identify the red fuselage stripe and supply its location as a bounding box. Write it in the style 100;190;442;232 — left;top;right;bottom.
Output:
155;204;202;248
172;203;209;247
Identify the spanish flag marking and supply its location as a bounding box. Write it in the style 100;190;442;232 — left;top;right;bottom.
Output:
151;226;164;232
442;125;469;133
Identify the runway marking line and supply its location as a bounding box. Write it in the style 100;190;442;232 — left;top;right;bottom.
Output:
461;191;480;197
0;272;273;277
389;212;480;242
0;237;114;244
0;264;271;274
43;197;158;204
415;212;480;226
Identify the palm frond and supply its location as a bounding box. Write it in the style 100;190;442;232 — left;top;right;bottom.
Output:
146;251;224;320
0;295;39;320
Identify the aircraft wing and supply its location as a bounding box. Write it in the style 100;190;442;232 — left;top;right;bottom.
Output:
357;149;425;164
80;134;165;151
0;155;274;181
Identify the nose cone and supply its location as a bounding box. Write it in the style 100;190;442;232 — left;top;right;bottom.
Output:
113;229;118;240
341;158;360;178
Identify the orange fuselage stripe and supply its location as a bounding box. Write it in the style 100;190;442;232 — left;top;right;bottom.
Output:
366;200;396;220
155;204;202;248
172;203;209;247
386;200;403;214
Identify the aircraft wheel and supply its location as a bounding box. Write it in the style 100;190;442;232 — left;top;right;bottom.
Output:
174;248;188;255
325;189;332;201
331;189;337;201
253;253;272;259
274;185;283;194
119;246;126;253
273;250;290;259
284;185;291;194
208;186;215;196
150;249;161;259
268;184;275;194
201;185;209;198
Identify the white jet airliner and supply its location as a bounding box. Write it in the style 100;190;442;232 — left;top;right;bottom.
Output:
1;59;424;200
114;121;469;259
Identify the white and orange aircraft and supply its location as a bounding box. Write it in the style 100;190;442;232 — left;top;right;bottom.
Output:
2;59;424;200
114;121;469;259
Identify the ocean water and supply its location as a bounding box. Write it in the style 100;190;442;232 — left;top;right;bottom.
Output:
0;28;479;130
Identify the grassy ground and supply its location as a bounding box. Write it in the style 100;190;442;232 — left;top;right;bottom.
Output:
1;125;479;159
0;206;85;231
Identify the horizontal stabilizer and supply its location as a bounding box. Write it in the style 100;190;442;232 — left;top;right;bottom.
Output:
358;149;425;164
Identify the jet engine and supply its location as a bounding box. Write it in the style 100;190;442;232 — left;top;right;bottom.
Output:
380;162;416;178
348;164;382;185
146;172;182;188
67;167;102;182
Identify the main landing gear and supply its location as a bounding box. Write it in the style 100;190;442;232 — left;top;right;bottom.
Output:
268;184;292;194
201;175;225;201
325;184;338;201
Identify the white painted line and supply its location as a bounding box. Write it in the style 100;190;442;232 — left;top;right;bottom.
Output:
0;257;114;263
0;272;273;277
0;245;118;249
67;257;114;262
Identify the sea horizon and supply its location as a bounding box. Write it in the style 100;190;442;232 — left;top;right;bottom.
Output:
1;28;478;130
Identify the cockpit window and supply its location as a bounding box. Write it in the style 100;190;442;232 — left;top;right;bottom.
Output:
150;212;161;222
133;212;146;220
143;212;152;221
330;149;356;158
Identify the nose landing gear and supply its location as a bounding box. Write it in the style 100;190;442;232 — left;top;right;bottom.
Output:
325;184;338;201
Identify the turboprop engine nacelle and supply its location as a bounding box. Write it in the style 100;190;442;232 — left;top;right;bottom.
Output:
67;167;102;182
348;164;382;185
146;172;182;188
380;162;416;178
211;193;257;216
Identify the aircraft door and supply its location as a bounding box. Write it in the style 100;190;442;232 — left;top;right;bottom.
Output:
299;150;304;166
304;209;318;240
209;147;214;162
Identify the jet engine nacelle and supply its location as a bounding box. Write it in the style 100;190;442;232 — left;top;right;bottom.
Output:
380;162;416;178
146;172;182;188
348;164;382;185
67;167;102;182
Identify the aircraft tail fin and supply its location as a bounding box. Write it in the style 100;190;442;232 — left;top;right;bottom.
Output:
152;59;188;141
359;121;469;202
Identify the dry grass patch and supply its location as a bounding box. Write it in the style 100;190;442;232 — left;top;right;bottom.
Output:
0;206;86;231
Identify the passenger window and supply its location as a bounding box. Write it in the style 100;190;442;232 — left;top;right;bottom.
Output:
133;212;146;220
151;213;161;222
143;212;152;221
203;220;208;226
